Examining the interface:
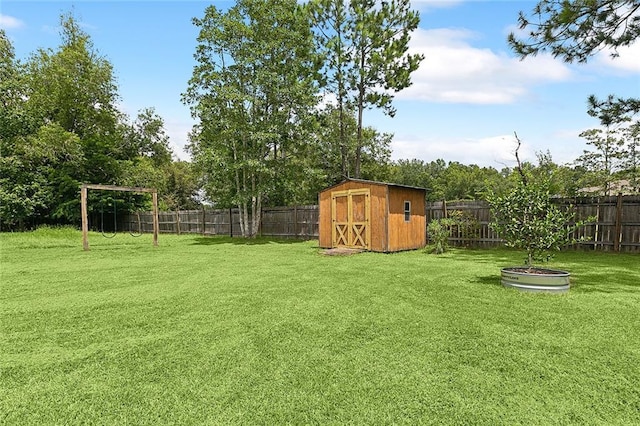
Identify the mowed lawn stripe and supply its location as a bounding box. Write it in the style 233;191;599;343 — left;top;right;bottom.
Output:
1;229;639;424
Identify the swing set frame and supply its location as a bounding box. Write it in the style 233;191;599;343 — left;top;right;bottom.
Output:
80;184;159;251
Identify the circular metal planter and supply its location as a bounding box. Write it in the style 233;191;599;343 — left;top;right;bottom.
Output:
501;267;570;293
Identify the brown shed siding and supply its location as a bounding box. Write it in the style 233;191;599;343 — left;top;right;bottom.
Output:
318;189;333;248
387;187;427;251
318;180;387;251
319;179;426;252
368;182;388;252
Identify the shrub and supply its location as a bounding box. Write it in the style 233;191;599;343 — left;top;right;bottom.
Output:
427;218;455;254
427;210;480;254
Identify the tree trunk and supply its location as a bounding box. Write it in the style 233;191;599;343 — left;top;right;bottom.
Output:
249;174;260;237
339;99;348;179
354;49;366;179
241;201;249;237
250;195;261;238
335;9;348;180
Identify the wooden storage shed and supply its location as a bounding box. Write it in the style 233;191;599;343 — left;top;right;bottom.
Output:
319;179;427;252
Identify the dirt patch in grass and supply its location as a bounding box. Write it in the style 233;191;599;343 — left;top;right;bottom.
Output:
320;247;364;256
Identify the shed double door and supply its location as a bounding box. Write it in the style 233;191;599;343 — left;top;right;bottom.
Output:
331;189;371;250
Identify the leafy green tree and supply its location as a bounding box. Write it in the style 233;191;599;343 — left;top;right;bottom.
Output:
0;123;83;228
315;105;392;186
437;162;501;201
350;0;422;178
1;13;184;229
24;14;120;141
310;0;423;178
487;177;581;267
389;158;436;190
0;30;30;142
0;30;31;229
184;0;320;236
508;0;640;63
575;95;636;195
309;0;351;178
487;137;589;267
163;161;202;210
1;29;85;227
121;108;173;167
358;128;393;182
620;122;640;193
314;105;357;184
509;1;639;195
389;159;507;201
531;150;588;197
119;157;167;191
576;128;624;195
19;12;123;221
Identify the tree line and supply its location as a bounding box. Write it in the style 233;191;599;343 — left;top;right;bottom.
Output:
1;15;201;230
2;0;638;233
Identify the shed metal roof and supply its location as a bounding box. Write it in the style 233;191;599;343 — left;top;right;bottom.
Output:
320;178;429;193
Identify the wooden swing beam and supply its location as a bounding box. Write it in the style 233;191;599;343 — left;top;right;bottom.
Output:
81;184;159;251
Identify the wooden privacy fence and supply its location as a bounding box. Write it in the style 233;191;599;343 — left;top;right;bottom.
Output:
122;196;640;252
426;195;640;253
122;205;319;239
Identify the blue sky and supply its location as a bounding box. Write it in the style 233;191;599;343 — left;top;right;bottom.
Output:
2;0;639;168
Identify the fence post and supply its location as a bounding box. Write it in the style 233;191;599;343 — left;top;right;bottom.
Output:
125;198;638;251
201;206;206;236
614;192;623;252
175;210;181;235
594;199;600;250
81;185;89;250
152;191;159;247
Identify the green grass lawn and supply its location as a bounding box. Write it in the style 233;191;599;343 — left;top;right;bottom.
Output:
1;228;639;425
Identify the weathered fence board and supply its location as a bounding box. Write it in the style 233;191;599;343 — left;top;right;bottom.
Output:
122;205;319;239
260;205;319;238
426;195;640;252
121;196;639;252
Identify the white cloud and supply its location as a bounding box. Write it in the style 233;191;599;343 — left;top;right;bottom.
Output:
0;14;24;30
318;92;338;109
595;42;640;73
117;99;194;161
164;118;194;161
397;28;574;104
390;133;536;168
547;128;590;165
502;23;526;39
504;16;640;75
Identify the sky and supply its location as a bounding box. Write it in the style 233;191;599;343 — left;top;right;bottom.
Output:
1;0;639;169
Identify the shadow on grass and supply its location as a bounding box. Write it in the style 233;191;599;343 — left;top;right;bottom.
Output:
553;251;640;294
441;248;640;295
447;248;521;265
191;235;312;246
471;271;640;294
571;271;640;294
472;275;503;287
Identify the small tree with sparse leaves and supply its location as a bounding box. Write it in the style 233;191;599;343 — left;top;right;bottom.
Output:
486;133;586;267
486;178;579;267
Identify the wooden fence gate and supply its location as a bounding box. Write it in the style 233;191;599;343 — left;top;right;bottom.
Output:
331;189;371;250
